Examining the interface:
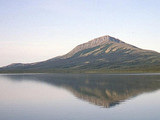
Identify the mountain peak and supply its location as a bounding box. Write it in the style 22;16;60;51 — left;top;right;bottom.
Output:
92;35;124;44
63;35;125;58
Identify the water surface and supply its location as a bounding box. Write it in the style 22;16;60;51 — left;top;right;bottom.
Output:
0;73;160;120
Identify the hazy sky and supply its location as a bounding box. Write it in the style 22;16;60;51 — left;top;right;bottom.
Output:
0;0;160;67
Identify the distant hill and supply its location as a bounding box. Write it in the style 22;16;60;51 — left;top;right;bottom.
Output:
0;35;160;73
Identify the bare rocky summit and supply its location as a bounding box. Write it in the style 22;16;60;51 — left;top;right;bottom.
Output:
63;35;124;58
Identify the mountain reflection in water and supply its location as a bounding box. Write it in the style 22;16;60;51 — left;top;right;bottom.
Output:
3;73;160;108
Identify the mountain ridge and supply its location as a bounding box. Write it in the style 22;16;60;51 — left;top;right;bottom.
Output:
62;35;124;58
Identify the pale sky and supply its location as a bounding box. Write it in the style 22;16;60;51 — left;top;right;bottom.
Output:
0;0;160;67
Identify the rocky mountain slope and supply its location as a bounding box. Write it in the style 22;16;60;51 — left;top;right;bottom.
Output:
0;35;160;73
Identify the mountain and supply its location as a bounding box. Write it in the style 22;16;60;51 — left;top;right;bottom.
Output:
0;35;160;73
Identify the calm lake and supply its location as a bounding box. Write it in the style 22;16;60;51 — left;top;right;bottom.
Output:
0;73;160;120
